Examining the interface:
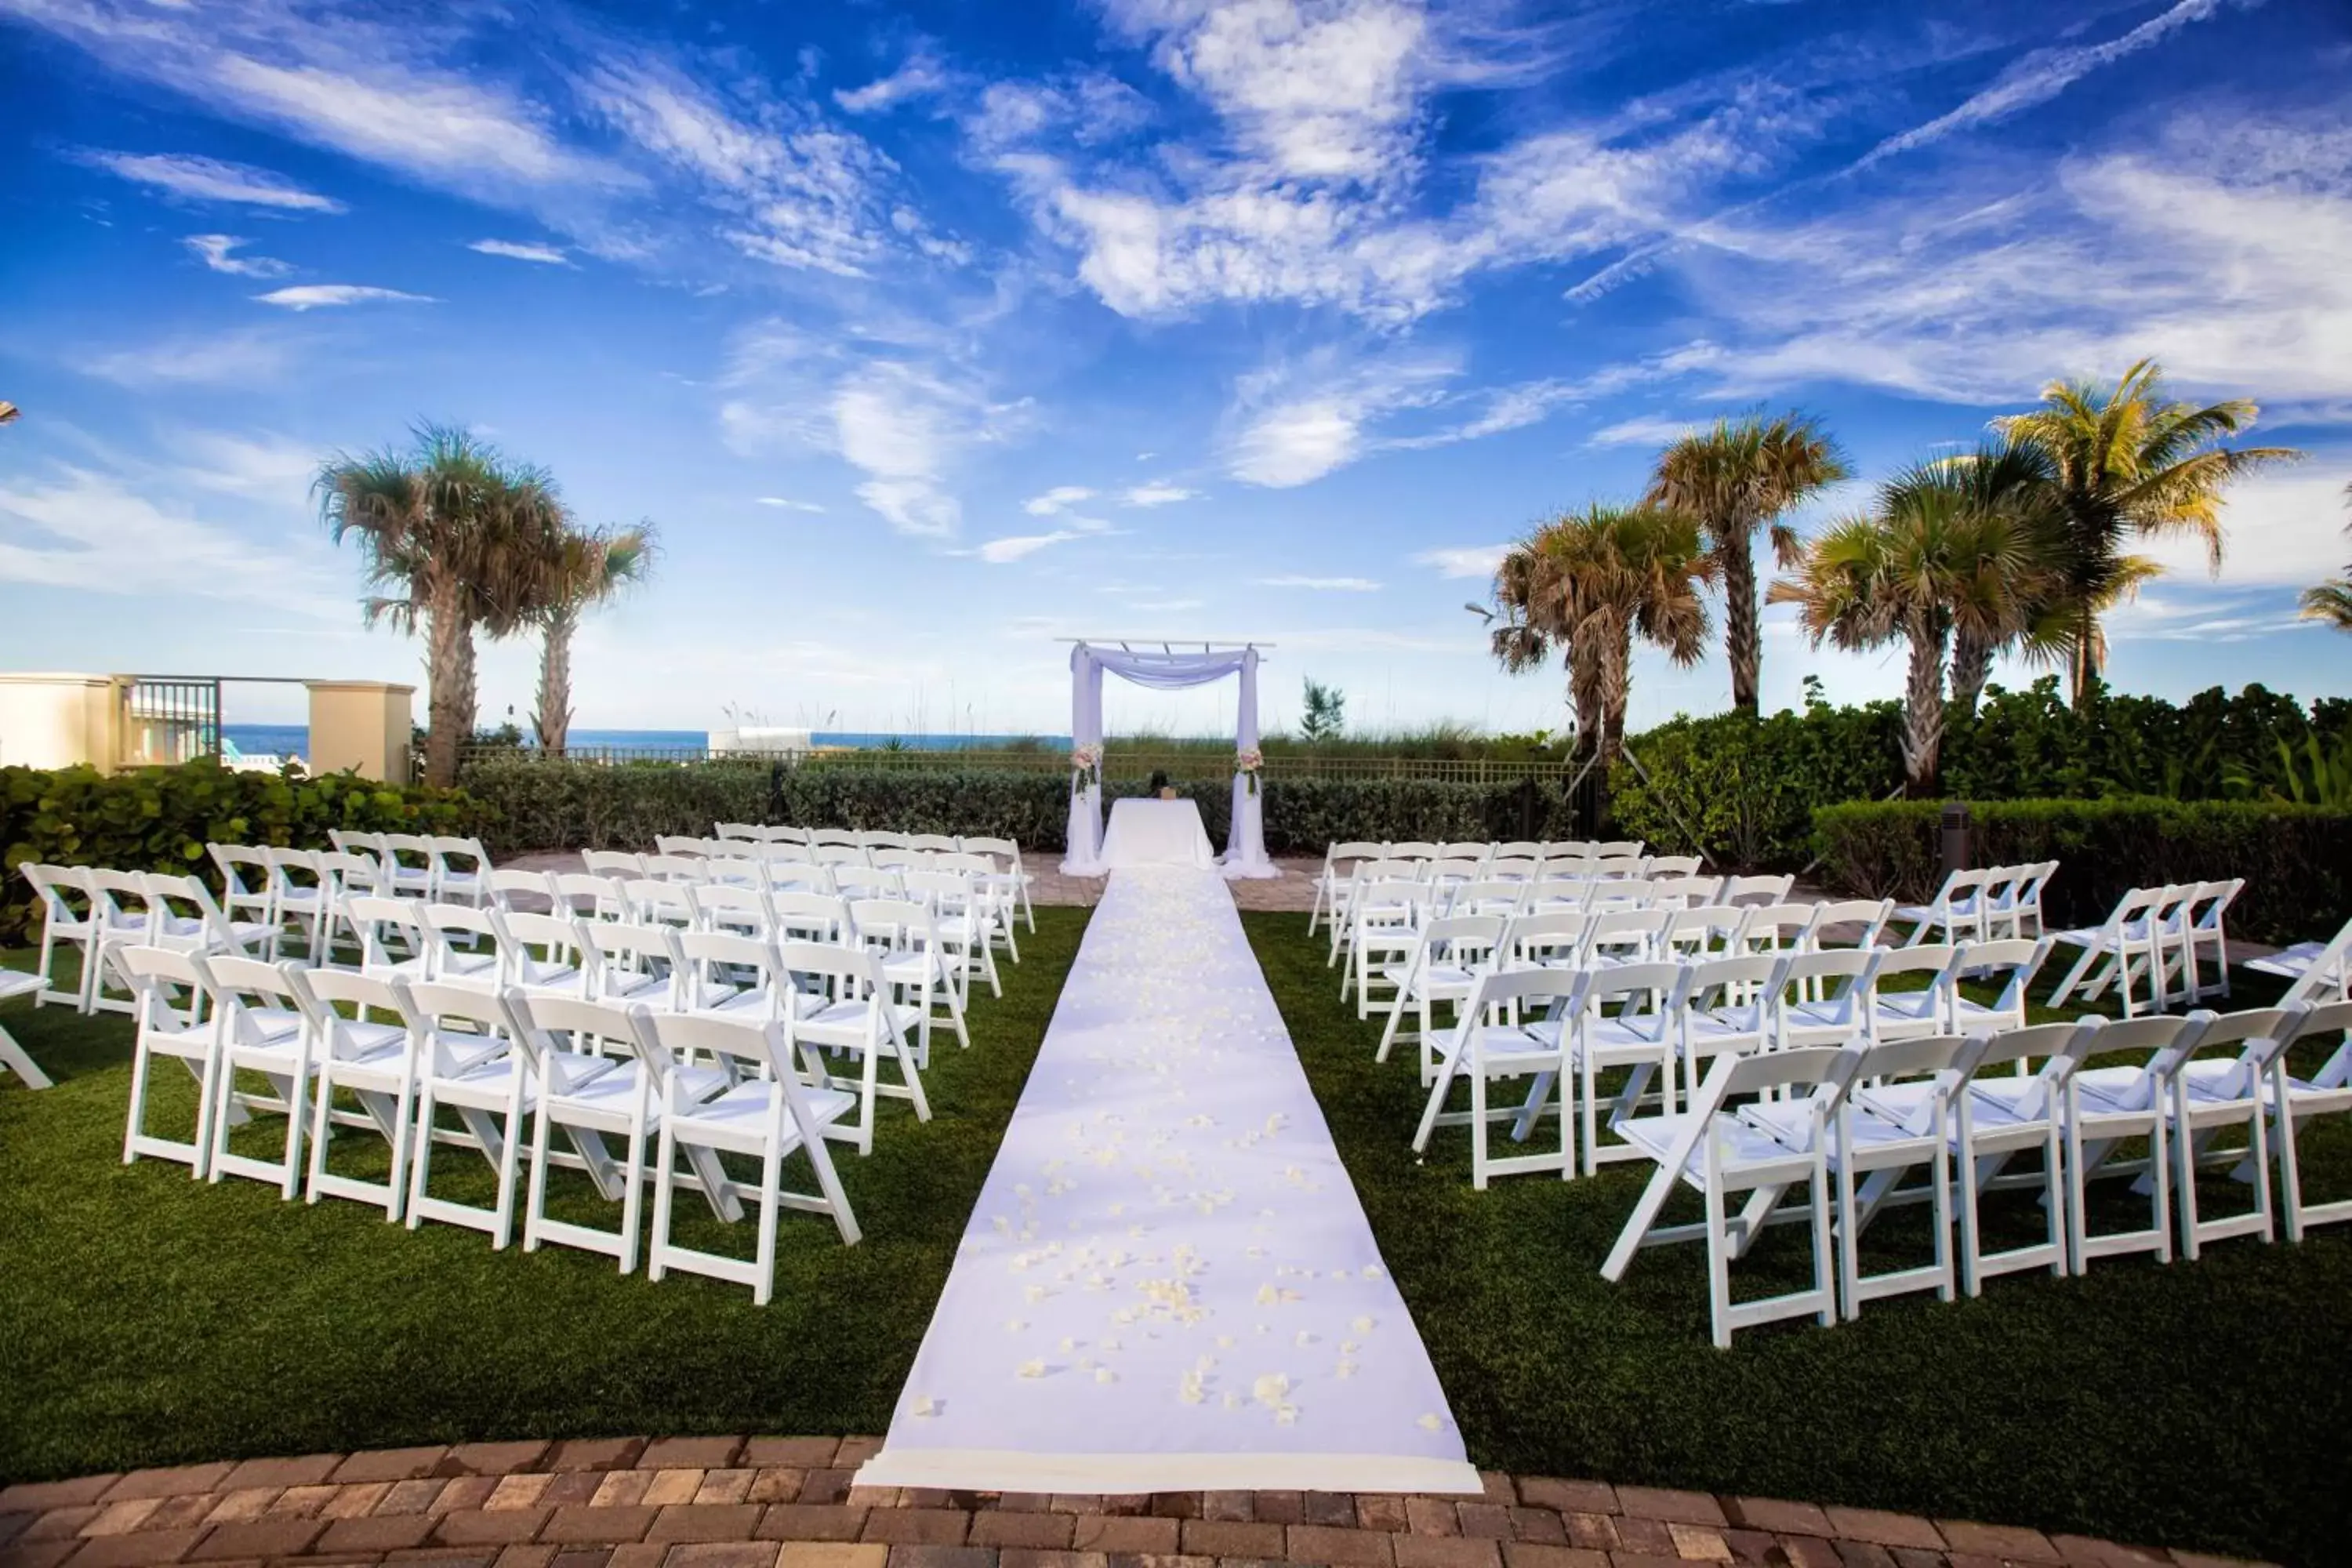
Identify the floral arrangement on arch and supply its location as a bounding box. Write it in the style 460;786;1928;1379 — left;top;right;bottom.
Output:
1070;742;1102;796
1236;746;1265;794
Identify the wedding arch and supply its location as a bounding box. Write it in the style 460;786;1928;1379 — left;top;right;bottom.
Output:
1058;639;1277;878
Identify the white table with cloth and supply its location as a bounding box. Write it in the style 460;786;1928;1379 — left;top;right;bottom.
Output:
1098;797;1218;870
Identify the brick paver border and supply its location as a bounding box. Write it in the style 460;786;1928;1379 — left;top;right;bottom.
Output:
0;1437;2273;1568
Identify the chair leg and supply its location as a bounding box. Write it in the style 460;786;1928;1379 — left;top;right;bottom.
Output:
618;1113;648;1274
648;1119;679;1283
753;1140;782;1307
1704;1174;1733;1350
524;1101;556;1253
1469;1068;1490;1192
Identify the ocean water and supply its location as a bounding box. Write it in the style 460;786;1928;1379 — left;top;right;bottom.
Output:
221;725;1069;758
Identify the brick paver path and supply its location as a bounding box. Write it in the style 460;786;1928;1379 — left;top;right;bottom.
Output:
0;1436;2268;1568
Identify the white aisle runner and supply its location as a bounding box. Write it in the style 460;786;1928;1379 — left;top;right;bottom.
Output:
857;866;1479;1495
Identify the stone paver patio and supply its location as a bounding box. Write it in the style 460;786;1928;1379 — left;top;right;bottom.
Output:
0;1436;2267;1568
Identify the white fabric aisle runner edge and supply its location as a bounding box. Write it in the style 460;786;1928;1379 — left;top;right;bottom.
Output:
856;866;1479;1495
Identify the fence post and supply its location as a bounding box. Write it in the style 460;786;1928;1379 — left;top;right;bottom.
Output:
1940;800;1973;877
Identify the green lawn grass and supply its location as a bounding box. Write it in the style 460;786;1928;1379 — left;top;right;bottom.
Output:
1245;913;2352;1566
2;917;2347;1563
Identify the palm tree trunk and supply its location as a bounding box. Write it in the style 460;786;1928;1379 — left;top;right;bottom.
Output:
2071;605;2102;710
533;607;576;754
1597;622;1632;771
1722;535;1761;717
1902;620;1950;796
422;582;475;789
1948;626;1993;716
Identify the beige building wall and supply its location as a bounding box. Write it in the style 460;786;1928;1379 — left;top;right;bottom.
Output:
0;673;127;771
306;681;416;784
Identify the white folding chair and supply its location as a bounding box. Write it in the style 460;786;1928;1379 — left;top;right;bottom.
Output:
485;868;557;913
1601;1045;1853;1348
1817;1033;1971;1317
637;1009;861;1301
400;978;531;1247
671;927;800;1025
201;954;314;1198
579;920;683;1009
84;869;157;1014
583;850;646;880
1571;960;1690;1171
1722;873;1795;907
779;940;930;1155
419;902;503;990
1776;948;1883;1050
1661;906;1751;964
903;869;1004;999
112;944;223;1175
1806;898;1894;954
1895;868;1990;946
960;837;1037;933
2158;1005;2298;1259
1581;907;1671;968
1345;880;1432;1019
938;851;1022;965
1312;841;1384;936
0;967;52;1087
550;871;628;921
1650;875;1725;911
20;863;101;1012
502;991;731;1272
497;909;590;998
140;872;274;959
2264;997;2352;1240
1411;965;1588;1187
265;848;334;964
850;896;967;1058
1951;1021;2090;1294
1676;953;1788;1109
294;966;424;1218
689;882;771;937
769;890;853;947
209;844;278;950
1865;943;1962;1045
341;895;430;982
1446;880;1526;920
713;822;762;843
1645;855;1704;879
430;837;492;907
2063;1013;2205;1272
655;834;711;858
1374;913;1505;1080
2163;879;2244;1004
1947;937;2052;1038
2047;885;2171;1018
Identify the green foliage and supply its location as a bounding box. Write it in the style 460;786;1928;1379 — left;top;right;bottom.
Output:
1810;796;2352;943
1610;678;2352;870
0;761;474;943
1298;677;1347;742
463;757;1581;857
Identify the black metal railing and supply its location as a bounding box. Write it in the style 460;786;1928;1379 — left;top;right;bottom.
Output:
455;743;1577;786
119;677;222;766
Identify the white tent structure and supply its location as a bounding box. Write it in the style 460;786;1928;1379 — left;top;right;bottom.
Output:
1058;640;1276;878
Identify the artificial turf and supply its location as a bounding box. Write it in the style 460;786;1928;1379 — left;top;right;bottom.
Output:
2;915;2347;1563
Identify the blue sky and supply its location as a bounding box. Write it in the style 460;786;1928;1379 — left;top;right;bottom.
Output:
2;0;2348;740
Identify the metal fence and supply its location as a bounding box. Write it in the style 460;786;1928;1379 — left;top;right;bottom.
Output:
457;744;1577;786
119;677;221;766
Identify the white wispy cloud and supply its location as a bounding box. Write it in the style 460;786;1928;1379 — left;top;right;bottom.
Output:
755;496;828;513
1415;544;1509;580
1587;414;1696;448
1856;0;2234;170
79;150;344;212
978;531;1083;563
468;238;572;265
253;284;435;311
80;327;295;387
835;48;952;114
183;234;293;278
1024;485;1095;515
1123;481;1198;506
1257;575;1382;591
1226;351;1456;487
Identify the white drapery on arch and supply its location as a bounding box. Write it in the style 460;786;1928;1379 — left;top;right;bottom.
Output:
1059;641;1277;878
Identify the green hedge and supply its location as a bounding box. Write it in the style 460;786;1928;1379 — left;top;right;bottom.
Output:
463;758;1583;858
0;762;476;945
1811;797;2352;945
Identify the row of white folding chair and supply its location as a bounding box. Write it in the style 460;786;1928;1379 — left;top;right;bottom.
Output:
1369;901;1898;1061
552;866;1013;998
1406;938;2051;1186
107;947;858;1301
1325;857;1689;967
1893;862;2060;946
1597;1000;2352;1346
324;831;494;906
709;826;1039;932
2047;880;2244;1017
586;848;1029;946
1310;841;1650;937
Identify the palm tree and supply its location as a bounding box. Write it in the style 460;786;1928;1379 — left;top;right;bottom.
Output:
1991;358;2302;707
0;401;19;426
1770;470;2056;794
1490;503;1712;768
2299;483;2352;633
1646;412;1849;717
318;424;568;787
531;521;657;753
1884;439;2071;713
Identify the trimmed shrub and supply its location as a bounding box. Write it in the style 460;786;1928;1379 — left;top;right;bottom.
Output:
1;761;475;944
462;758;1584;858
1811;797;2352;945
1607;702;1905;869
